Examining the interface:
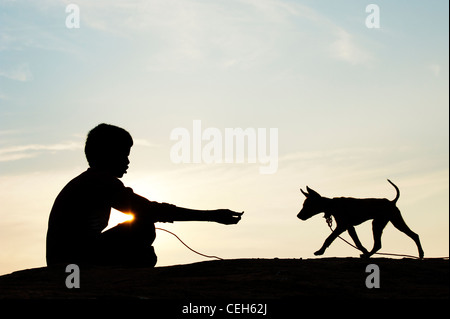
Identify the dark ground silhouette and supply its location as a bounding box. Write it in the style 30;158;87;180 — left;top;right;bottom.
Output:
0;258;447;299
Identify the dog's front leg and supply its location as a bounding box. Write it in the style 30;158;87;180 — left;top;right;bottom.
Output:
314;227;346;256
347;226;369;257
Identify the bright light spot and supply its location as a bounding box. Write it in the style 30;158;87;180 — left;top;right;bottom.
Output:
103;209;134;232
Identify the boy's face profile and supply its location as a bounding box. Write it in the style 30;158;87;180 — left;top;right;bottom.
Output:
104;145;131;178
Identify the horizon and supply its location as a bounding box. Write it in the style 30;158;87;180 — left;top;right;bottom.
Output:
0;0;448;276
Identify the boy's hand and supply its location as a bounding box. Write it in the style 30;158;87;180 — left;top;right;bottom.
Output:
212;209;244;225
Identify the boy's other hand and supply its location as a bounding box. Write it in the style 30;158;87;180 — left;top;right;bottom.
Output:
213;209;244;225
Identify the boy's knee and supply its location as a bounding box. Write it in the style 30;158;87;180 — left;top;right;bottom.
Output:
124;245;157;267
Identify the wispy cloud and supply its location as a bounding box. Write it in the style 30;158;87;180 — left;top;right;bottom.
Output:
133;138;161;148
0;137;158;162
0;0;379;75
0;63;33;82
428;64;441;77
0;129;21;136
60;0;375;71
330;28;373;66
0;142;83;162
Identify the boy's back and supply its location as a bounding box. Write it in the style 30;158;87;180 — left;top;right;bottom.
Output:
46;168;134;265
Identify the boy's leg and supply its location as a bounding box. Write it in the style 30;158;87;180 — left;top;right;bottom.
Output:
96;219;157;267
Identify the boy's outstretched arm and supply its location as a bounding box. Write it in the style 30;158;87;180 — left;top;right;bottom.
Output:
163;206;244;224
124;192;243;225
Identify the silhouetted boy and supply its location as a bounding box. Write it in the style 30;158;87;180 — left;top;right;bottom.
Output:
46;124;243;267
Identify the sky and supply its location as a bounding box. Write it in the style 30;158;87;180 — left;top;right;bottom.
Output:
0;0;448;276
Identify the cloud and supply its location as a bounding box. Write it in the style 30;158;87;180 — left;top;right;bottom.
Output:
59;0;364;71
0;0;375;73
0;137;158;162
0;63;33;82
428;64;441;77
133;138;160;148
330;28;373;66
0;142;83;162
0;129;20;136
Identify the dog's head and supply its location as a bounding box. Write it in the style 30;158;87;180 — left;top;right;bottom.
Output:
297;186;324;220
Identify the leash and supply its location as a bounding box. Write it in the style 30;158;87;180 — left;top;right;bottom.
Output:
155;227;224;261
325;216;421;259
156;222;446;262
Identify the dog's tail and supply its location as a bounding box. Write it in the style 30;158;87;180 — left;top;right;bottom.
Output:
387;179;400;204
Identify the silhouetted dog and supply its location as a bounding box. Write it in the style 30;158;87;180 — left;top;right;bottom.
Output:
297;180;424;259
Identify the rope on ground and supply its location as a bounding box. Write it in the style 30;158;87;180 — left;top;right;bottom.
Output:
155;227;224;261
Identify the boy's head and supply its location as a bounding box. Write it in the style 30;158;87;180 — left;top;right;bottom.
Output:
85;123;133;177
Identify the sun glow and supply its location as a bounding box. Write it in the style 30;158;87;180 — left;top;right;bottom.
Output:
103;209;134;232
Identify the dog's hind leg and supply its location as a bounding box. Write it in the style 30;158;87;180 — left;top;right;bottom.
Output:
390;209;424;259
347;226;369;257
368;218;389;257
314;226;346;256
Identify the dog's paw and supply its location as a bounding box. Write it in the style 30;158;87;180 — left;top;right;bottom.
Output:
314;249;325;256
360;249;370;258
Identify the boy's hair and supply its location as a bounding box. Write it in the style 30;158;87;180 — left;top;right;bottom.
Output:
85;123;133;168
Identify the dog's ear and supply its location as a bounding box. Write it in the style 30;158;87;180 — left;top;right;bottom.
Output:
306;186;321;198
300;188;309;197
